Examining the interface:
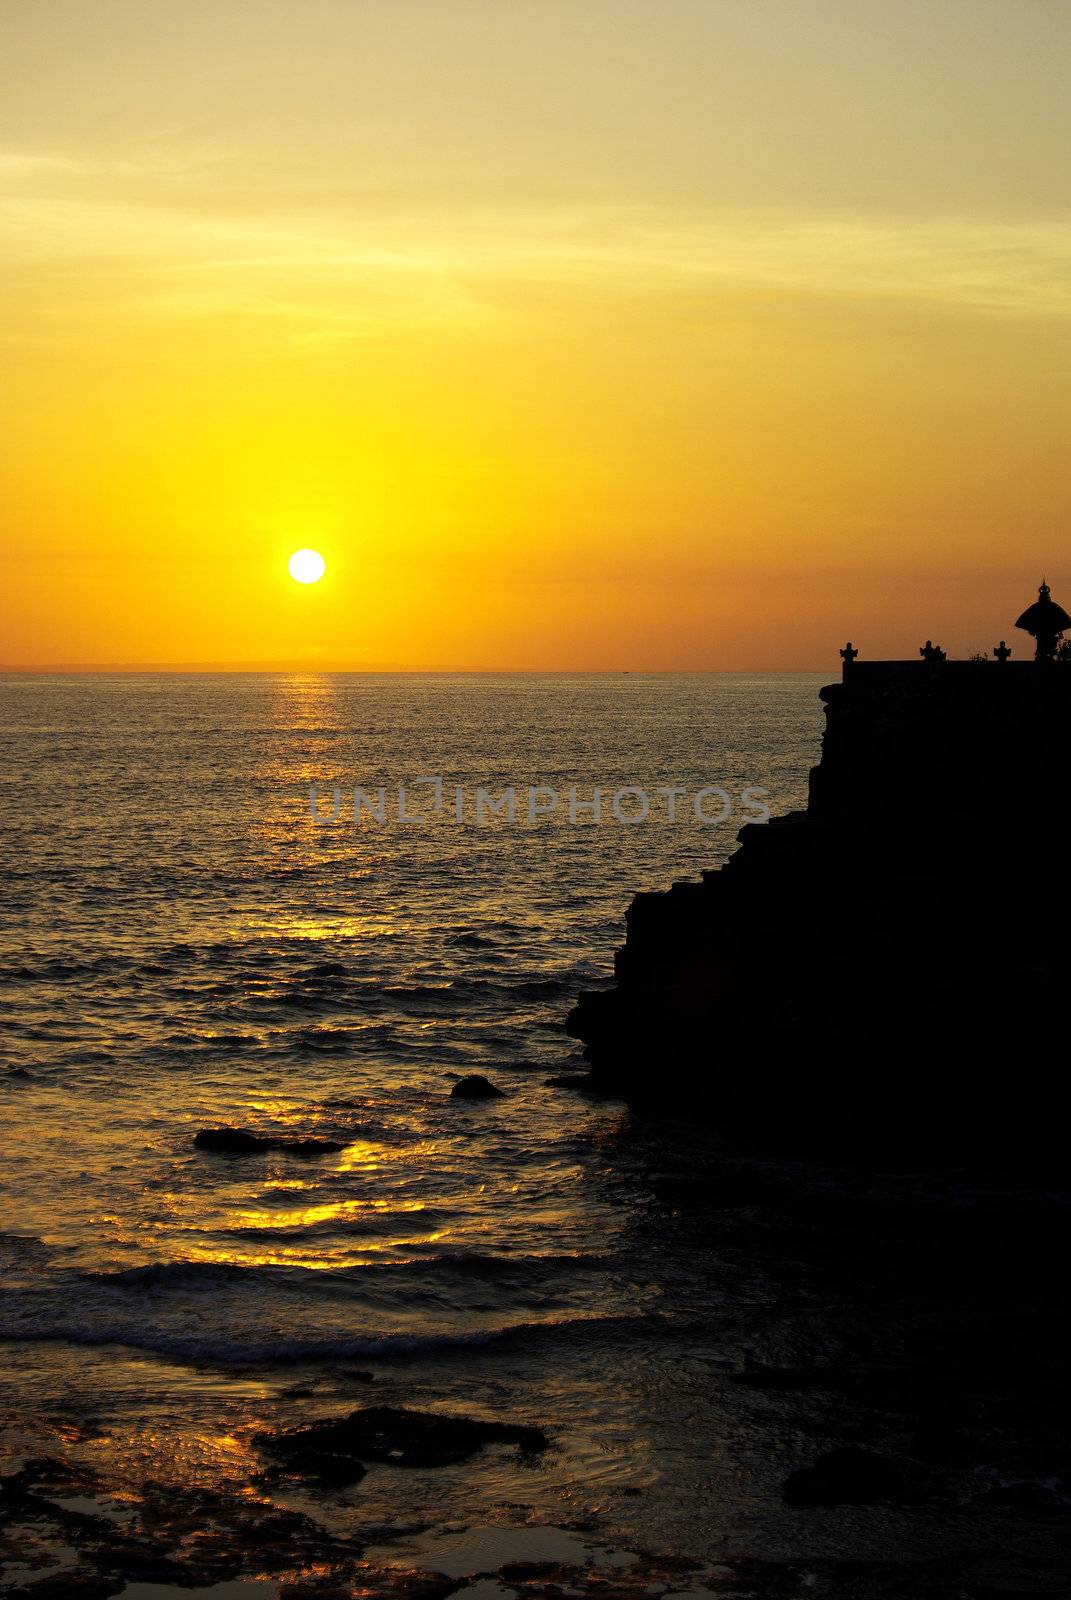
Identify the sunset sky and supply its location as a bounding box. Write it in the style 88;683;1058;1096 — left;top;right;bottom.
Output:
2;0;1068;669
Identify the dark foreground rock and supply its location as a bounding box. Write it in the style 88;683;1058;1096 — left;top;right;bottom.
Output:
194;1127;344;1155
449;1074;504;1100
0;1459;369;1598
257;1405;548;1485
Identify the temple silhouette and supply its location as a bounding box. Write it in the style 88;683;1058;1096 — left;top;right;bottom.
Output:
568;582;1071;1157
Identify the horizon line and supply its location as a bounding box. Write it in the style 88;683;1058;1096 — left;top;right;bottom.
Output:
0;663;835;676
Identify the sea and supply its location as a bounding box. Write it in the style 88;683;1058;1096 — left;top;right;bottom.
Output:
2;673;1064;1598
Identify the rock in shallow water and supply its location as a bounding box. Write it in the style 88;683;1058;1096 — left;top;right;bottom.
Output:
449;1075;504;1100
256;1405;548;1486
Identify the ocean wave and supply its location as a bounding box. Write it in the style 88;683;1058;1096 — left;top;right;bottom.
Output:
376;975;575;1005
0;953;136;982
0;1233;56;1269
390;1248;611;1278
0;1311;642;1367
288;1026;375;1053
78;1250;612;1293
191;1031;261;1049
78;1261;257;1290
501;978;573;999
83;967;580;1024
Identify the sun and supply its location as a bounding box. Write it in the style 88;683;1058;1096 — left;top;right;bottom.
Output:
288;548;326;585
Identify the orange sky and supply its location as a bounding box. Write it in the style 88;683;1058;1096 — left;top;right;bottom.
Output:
2;0;1069;669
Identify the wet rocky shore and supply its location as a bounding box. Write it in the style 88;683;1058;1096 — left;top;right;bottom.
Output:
3;1136;1070;1599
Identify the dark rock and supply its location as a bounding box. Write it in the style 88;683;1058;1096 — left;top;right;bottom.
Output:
449;1075;504;1100
783;1447;933;1506
194;1127;270;1153
0;1469;34;1514
4;1576;116;1600
263;1446;367;1489
498;1561;563;1580
2;1456;90;1502
246;1509;331;1545
194;1127;344;1156
983;1479;1067;1513
114;1546;193;1583
910;1419;984;1467
257;1405;548;1484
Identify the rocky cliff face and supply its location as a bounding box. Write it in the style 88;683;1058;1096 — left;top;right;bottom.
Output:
567;661;1071;1156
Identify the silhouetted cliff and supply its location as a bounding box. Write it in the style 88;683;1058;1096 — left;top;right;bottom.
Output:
567;658;1071;1159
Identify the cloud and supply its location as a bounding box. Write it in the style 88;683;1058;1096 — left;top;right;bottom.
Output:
2;143;1070;337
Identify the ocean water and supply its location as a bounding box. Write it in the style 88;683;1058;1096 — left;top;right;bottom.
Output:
4;670;927;1581
4;674;1069;1598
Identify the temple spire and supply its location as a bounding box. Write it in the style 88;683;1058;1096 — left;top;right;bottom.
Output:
1015;580;1071;662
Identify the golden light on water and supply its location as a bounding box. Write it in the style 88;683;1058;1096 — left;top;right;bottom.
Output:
287;549;326;585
